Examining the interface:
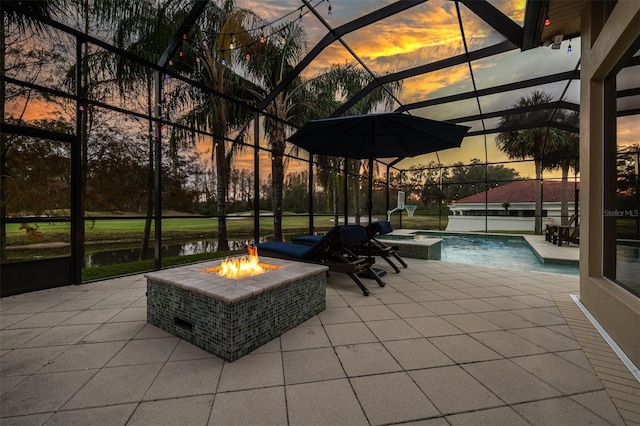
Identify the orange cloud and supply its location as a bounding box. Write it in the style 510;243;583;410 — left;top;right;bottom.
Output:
400;64;471;104
5;97;66;122
617;116;640;149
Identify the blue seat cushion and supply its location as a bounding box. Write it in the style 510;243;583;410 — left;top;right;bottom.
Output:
256;242;312;259
340;225;368;247
291;235;322;244
375;221;394;235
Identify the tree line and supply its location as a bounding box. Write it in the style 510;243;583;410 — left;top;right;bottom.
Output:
2;0;400;256
2;1;585;262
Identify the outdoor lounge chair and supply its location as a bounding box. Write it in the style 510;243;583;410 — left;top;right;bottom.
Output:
546;214;578;243
257;225;386;296
292;221;407;273
363;221;408;272
553;223;580;246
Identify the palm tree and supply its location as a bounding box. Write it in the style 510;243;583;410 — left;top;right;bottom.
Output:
496;90;568;234
169;1;260;251
242;22;311;241
544;110;580;224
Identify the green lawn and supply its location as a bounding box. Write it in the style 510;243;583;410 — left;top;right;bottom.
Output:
4;212;451;280
6;213;449;246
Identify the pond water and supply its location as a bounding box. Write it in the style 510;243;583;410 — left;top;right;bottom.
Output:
84;239;261;267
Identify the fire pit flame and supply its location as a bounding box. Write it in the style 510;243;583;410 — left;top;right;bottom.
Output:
201;244;278;279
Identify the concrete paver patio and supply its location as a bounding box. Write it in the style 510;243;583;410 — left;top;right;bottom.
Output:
1;256;638;425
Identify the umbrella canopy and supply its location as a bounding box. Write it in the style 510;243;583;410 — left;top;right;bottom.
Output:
287;112;470;224
288;113;469;159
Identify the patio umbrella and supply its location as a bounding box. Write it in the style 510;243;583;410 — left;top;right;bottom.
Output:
287;112;470;224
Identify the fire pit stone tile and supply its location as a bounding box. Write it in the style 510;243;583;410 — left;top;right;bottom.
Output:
146;258;328;362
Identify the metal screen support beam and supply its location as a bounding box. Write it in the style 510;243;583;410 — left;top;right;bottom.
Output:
385;165;391;214
397;70;580;112
153;0;209;269
334;40;516;117
257;0;427;112
460;0;523;48
309;159;314;235
344;159;349;225
71;37;84;285
157;0;208;68
254;113;260;243
450;100;580;123
153;71;162;270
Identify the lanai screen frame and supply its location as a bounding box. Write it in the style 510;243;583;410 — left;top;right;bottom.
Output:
1;0;637;293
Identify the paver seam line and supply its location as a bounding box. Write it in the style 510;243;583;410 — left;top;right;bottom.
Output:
320;291;373;424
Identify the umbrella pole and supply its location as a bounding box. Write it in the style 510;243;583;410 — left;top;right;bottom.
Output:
368;156;373;226
367;155;374;261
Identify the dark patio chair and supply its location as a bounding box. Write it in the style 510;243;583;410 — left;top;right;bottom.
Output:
257;225;386;296
553;223;580;246
292;221;406;273
363;221;408;272
546;214;578;243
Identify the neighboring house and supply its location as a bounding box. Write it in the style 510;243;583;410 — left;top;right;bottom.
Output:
446;180;579;232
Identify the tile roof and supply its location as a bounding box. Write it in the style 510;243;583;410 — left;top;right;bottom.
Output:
453;180;579;204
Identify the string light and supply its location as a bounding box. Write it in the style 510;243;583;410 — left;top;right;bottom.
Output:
544;5;550;26
184;0;329;69
216;0;326;54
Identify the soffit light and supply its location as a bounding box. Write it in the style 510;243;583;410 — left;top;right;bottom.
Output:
551;34;563;50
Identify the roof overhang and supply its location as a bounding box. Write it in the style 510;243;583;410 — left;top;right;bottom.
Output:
523;0;585;51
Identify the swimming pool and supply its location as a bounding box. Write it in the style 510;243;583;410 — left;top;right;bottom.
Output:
408;232;579;275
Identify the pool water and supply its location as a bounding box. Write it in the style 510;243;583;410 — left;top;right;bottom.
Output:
413;232;579;275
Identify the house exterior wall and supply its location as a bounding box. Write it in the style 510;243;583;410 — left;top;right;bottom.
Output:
446;216;538;232
580;1;640;367
446;202;577;232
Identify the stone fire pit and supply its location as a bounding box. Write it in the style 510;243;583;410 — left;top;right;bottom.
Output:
145;257;328;362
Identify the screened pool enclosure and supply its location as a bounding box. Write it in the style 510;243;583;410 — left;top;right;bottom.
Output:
2;0;638;296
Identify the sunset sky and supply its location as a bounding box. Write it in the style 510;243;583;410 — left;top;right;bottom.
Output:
7;0;638;182
234;0;606;179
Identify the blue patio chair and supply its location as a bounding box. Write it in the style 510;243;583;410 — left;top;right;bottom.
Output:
292;221;407;273
257;225;386;296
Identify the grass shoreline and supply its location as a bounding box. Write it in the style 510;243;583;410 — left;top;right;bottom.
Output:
3;214;446;281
